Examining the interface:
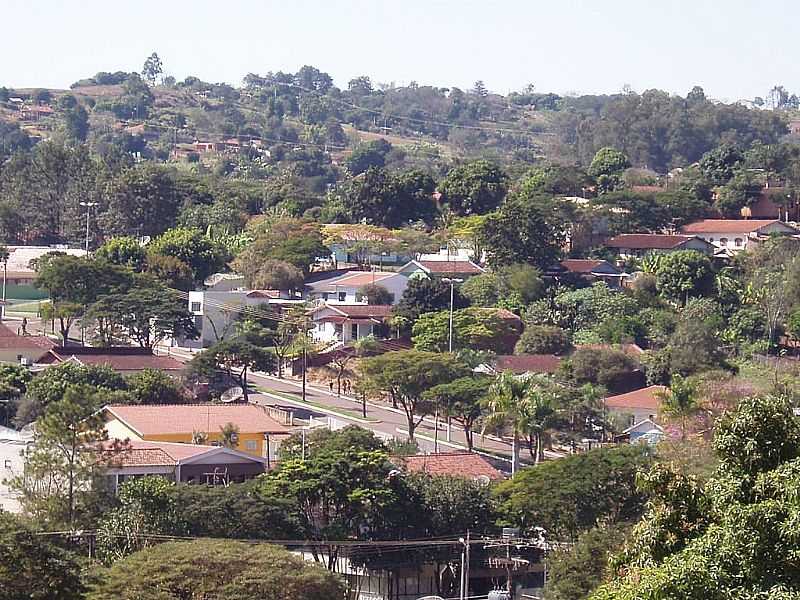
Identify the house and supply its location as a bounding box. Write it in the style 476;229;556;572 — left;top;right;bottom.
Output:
2;245;87;300
203;272;247;292
95;439;268;492
38;346;184;375
305;270;409;305
621;419;664;445
185;289;304;348
101;404;293;458
550;259;627;287
680;219;799;253
483;354;563;377
0;425;33;513
398;259;485;280
605;385;667;427
310;303;393;344
0;322;54;365
605;234;715;258
396;452;504;482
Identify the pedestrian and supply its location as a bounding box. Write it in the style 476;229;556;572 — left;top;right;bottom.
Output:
345;380;351;395
328;380;334;394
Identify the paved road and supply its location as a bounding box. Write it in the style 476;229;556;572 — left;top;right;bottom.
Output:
164;346;564;469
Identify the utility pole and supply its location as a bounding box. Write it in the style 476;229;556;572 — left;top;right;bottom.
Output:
444;277;463;353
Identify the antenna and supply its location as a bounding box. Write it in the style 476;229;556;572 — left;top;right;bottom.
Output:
220;386;244;403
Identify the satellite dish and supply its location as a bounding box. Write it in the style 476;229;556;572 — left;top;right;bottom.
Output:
220;386;244;403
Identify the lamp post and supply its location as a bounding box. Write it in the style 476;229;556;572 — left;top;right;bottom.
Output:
442;277;463;353
79;202;97;253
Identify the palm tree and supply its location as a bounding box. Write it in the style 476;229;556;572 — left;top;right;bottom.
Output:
483;371;533;475
657;374;700;440
520;383;556;463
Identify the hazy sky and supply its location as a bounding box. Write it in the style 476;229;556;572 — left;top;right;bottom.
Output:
2;0;794;101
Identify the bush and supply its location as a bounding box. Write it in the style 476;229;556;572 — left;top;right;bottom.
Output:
566;347;640;392
515;325;572;355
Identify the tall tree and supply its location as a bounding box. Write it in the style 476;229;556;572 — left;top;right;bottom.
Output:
439;160;509;216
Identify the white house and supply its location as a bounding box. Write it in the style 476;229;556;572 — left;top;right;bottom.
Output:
680;219;798;253
605;234;715;259
0;425;33;513
398;259;484;280
623;419;664;445
304;271;409;305
185;290;303;348
309;303;393;345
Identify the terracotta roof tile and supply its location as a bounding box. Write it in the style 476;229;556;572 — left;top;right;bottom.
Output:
606;234;707;250
494;354;562;374
605;385;667;410
681;219;796;234
104;404;291;436
399;452;503;480
40;347;184;372
417;260;484;275
0;323;54;351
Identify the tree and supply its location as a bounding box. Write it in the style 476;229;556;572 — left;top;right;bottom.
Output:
259;426;399;568
148;227;229;285
480;197;564;268
412;307;521;353
87;540;343;600
141;52;163;85
12;385;108;527
393;277;468;328
328;335;379;396
424;375;490;450
357;283;394;305
439;160;509;215
126;368;186;405
189;336;275;402
144;253;194;291
344;138;392;175
665;300;726;376
235;218;329;276
566;348;639;393
95;236;147;271
220;422;240;448
360;350;464;440
87;277;197;348
655;250;715;304
483;372;535;472
515;325;572;355
657;374;700;440
238;258;304;292
592;395;800;599
0;512;84;600
588;147;630;193
495;444;651;541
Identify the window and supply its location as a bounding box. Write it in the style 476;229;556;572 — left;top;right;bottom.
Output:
720;238;728;245
735;238;743;247
245;440;257;451
351;323;358;339
190;302;201;312
322;292;329;301
338;291;347;302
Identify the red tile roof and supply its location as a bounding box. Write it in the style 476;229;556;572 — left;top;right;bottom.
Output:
40;347;184;372
606;234;708;250
95;439;263;468
577;343;645;357
399;452;503;480
559;259;621;274
104;404;291;436
417;260;484;275
494;354;562;374
681;219;796;234
605;385;666;410
0;323;55;351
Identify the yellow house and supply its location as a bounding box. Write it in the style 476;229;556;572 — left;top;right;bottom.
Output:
102;404;293;459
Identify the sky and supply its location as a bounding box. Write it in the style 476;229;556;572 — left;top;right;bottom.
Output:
1;0;795;101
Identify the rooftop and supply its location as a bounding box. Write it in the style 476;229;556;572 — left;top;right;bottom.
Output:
0;323;55;351
606;233;709;250
307;270;399;289
415;260;484;275
398;452;504;481
40;347;184;372
96;439;266;468
493;354;562;374
559;259;621;274
605;385;667;410
681;219;796;234
104;404;292;436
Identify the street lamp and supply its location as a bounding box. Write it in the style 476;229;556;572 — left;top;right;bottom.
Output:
441;277;464;353
79;202;97;253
